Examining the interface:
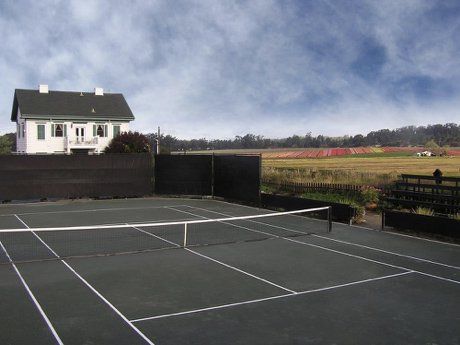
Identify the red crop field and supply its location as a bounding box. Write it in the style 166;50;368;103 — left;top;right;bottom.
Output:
261;147;460;159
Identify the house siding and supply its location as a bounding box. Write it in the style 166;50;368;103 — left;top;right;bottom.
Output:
17;117;129;154
16;108;27;153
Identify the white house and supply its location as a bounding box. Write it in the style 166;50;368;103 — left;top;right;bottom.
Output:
11;85;134;154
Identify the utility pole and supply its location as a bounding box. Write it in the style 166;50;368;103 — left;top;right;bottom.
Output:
156;126;160;155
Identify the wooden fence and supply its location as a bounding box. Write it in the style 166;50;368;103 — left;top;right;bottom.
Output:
262;180;363;195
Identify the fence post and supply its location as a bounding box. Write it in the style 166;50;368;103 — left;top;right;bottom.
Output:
327;206;332;232
381;211;385;231
211;153;215;197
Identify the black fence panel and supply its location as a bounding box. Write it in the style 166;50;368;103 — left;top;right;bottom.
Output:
261;193;356;224
154;155;212;195
0;154;153;201
213;155;261;203
383;209;460;238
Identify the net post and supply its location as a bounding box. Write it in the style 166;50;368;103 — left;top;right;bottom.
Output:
327;206;332;233
183;223;188;247
381;210;385;231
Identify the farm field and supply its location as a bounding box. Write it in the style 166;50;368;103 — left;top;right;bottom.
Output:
264;156;460;174
263;156;460;186
181;146;460;158
182;147;460;185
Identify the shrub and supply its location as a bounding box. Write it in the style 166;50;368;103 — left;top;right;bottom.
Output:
0;134;12;154
411;207;435;216
360;186;381;204
105;131;151;153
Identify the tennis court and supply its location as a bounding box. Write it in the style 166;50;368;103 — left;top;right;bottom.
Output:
0;197;459;344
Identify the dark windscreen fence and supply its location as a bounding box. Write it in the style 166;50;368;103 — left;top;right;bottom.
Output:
383;209;459;238
0;154;153;201
213;154;261;203
154;155;213;195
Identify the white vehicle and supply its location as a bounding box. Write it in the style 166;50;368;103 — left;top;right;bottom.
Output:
416;151;434;157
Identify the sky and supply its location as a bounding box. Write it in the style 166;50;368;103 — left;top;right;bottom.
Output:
0;0;459;139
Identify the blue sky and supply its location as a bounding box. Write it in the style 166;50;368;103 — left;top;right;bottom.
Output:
0;0;459;139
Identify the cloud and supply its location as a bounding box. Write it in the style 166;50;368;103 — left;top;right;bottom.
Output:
0;0;459;138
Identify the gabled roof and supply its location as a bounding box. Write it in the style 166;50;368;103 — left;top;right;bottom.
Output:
11;89;135;122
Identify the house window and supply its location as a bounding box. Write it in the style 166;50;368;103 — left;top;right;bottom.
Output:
113;125;120;137
97;125;104;137
93;124;108;137
37;124;45;140
51;124;66;137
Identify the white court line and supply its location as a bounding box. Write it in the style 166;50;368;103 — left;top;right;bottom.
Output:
1;207;328;233
184;205;460;271
180;206;460;285
185;248;296;293
311;234;460;270
0;240;64;345
166;206;288;240
191;208;460;271
171;207;412;272
15;215;155;345
12;217;198;231
130;271;413;323
1;204;190;217
129;221;296;294
210;198;460;248
14;214;30;228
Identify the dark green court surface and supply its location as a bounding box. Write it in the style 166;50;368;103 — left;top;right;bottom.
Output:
0;197;459;344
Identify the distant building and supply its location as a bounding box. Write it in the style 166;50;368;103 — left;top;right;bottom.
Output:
10;85;134;154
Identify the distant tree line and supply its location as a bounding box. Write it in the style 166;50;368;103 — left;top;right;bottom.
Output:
0;123;458;154
146;123;460;153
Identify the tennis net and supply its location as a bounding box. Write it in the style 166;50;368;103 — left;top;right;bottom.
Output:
0;206;332;264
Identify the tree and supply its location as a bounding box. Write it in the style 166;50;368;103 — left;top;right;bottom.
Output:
105;131;151;153
351;134;366;147
0;134;12;154
424;139;441;155
424;139;440;150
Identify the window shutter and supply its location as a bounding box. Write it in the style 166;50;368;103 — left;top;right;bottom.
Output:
104;125;108;137
37;125;45;140
51;124;55;137
113;125;120;137
93;125;96;137
63;124;67;137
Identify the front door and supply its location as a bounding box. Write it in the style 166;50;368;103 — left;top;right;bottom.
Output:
75;126;85;143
